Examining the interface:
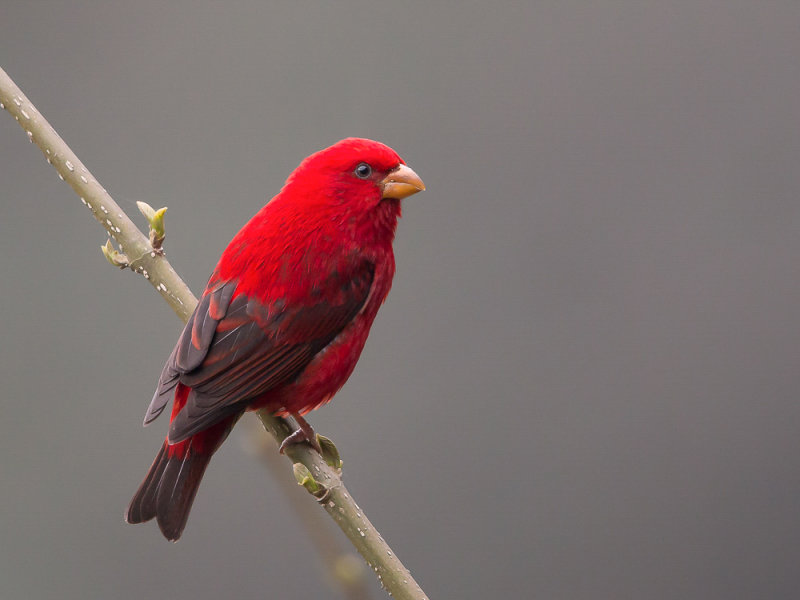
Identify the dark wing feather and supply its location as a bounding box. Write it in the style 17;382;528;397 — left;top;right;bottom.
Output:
144;263;375;443
144;281;239;425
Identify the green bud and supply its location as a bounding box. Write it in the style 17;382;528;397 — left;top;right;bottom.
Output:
150;207;167;239
317;435;343;471
101;239;128;268
136;201;156;221
293;463;324;495
137;201;168;250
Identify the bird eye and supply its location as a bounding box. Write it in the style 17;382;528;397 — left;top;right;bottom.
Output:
354;163;372;179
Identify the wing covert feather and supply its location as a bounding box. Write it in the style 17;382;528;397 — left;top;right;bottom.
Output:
143;263;375;442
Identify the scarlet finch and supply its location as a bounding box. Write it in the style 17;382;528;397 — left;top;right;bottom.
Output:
125;138;424;541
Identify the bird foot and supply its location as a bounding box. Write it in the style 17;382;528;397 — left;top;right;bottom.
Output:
279;414;322;454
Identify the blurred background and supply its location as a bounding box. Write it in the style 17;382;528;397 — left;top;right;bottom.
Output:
2;2;800;599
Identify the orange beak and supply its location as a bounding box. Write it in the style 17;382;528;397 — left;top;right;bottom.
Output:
381;164;426;200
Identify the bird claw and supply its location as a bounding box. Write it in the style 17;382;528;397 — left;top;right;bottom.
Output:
278;428;319;454
278;414;322;454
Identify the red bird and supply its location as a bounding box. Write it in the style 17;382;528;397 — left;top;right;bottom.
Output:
125;138;424;541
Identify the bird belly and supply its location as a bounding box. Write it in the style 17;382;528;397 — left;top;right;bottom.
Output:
254;315;373;416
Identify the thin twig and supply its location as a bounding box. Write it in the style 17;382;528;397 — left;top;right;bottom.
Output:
0;65;429;600
243;418;372;600
258;414;428;600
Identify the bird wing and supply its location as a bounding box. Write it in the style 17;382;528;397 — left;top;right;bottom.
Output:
143;262;375;443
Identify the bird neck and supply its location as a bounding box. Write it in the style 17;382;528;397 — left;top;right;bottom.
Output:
351;198;402;250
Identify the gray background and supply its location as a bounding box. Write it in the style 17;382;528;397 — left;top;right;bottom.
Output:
1;2;799;599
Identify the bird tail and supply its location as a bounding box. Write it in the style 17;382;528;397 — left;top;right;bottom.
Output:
125;417;236;542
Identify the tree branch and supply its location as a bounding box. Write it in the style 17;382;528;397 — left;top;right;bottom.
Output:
243;419;372;600
0;65;429;600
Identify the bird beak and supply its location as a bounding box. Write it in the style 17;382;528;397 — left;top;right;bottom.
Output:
381;165;426;200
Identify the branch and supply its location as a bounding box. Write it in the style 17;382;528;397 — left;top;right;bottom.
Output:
243;420;372;600
0;65;429;600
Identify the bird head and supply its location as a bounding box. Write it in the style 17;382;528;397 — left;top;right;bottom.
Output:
281;138;425;243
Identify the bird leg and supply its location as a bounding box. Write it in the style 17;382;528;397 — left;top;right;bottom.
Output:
278;413;322;454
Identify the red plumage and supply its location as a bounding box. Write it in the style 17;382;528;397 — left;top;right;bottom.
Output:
125;138;424;541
